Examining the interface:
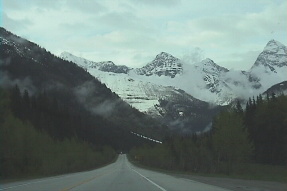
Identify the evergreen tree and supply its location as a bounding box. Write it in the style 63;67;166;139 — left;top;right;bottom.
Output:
212;110;253;173
235;100;243;115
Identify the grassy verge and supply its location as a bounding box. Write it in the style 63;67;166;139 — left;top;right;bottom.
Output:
0;154;119;184
127;154;287;183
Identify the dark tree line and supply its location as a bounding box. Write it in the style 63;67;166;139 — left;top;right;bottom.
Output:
1;84;164;179
130;93;287;175
244;93;287;165
10;85;104;142
157;89;223;134
0;88;116;179
1;27;166;147
130;108;253;174
8;85;154;152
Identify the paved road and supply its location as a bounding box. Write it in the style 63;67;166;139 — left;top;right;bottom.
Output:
0;155;230;191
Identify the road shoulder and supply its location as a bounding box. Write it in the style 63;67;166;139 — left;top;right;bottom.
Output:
127;156;286;191
172;174;287;191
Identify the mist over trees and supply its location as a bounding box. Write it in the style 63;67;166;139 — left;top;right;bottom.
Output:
0;84;162;179
1;27;286;181
0;27;166;144
7;84;158;151
0;88;116;178
0;27;170;179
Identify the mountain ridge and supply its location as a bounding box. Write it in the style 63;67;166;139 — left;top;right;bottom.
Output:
60;39;287;109
0;27;167;145
60;51;131;74
135;52;183;78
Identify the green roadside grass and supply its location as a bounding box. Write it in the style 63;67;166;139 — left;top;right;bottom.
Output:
127;154;287;183
0;154;119;184
226;163;287;182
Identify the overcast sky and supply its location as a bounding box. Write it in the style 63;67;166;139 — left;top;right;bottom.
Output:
1;0;287;70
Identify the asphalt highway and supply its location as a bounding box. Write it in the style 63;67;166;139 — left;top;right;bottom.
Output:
0;154;230;191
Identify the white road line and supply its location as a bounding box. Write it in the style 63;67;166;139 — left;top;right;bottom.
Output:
128;165;167;191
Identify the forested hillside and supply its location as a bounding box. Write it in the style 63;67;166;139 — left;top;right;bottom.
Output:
0;27;166;179
0;88;116;178
0;27;166;148
130;94;287;176
245;93;287;165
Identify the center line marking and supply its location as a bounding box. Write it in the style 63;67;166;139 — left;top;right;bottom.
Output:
59;170;112;191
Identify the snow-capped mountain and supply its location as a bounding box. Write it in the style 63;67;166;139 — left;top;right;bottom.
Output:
0;27;169;142
135;52;183;78
253;40;287;69
60;52;225;133
60;39;286;133
193;58;229;95
60;52;171;114
61;52;131;74
249;40;287;91
60;40;287;107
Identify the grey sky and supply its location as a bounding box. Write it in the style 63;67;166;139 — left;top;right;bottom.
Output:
1;0;287;70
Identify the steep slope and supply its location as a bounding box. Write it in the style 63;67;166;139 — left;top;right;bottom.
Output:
252;40;287;68
60;52;165;114
263;81;287;96
60;40;287;134
192;58;232;102
249;39;287;90
135;52;183;78
88;68;223;133
61;52;223;134
195;58;229;94
0;27;166;148
130;57;236;105
61;52;131;74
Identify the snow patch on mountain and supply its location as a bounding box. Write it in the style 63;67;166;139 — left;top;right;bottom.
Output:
60;39;287;110
136;52;183;78
61;52;131;74
88;68;164;115
250;39;287;91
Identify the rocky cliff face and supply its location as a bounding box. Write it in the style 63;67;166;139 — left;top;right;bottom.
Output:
135;52;183;78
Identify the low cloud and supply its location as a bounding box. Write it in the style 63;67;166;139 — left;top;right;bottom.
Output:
0;71;36;94
73;80;120;117
2;0;286;70
181;47;205;65
0;57;11;66
2;12;33;32
73;81;96;104
91;99;120;117
220;50;261;71
130;0;180;7
66;0;106;14
3;0;60;11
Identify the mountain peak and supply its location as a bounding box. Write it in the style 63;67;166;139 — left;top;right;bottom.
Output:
201;58;216;66
196;58;229;73
60;52;95;69
263;39;286;54
60;52;130;74
60;51;77;59
251;40;287;70
156;52;174;58
60;51;72;56
136;52;183;78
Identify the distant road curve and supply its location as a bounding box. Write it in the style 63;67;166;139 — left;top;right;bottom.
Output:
0;155;230;191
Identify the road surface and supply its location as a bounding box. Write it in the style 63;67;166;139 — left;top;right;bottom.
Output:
0;154;230;191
